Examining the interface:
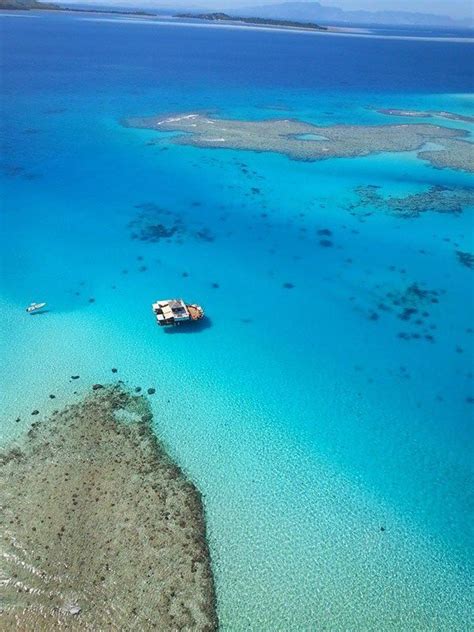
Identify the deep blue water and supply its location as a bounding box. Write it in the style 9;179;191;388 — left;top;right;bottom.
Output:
2;12;473;94
1;10;473;630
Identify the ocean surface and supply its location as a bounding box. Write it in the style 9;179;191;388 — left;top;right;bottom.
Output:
1;10;473;630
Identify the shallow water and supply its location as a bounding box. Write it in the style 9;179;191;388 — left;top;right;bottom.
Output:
0;386;216;630
1;10;473;630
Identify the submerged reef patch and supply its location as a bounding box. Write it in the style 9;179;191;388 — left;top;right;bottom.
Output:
129;202;215;245
376;108;474;124
1;163;40;180
348;185;474;219
129;202;184;243
0;385;217;631
361;282;443;343
124;112;474;172
456;250;474;269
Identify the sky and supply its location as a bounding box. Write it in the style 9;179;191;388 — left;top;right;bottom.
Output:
329;0;472;19
64;1;474;20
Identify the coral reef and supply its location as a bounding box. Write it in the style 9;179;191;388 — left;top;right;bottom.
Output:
376;108;474;124
124;113;474;172
348;184;474;219
0;385;217;631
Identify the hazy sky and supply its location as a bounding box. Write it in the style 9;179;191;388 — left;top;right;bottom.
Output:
328;0;472;19
68;0;473;20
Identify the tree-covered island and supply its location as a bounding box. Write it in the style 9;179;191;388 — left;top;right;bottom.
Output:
176;12;328;31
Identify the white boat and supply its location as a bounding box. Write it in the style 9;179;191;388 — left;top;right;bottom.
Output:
26;302;47;314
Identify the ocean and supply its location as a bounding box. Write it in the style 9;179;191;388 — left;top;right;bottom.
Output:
1;10;473;630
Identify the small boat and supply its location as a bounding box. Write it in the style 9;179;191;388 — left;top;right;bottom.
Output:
26;302;47;314
152;298;204;327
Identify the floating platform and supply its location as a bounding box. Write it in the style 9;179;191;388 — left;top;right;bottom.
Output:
152;299;204;327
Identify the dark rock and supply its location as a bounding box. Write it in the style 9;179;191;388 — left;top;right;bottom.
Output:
71;375;80;380
92;384;104;391
112;368;118;373
147;388;156;395
31;410;39;416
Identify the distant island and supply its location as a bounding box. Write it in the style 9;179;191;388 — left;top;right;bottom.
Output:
176;12;328;32
0;0;154;15
0;0;59;9
227;1;473;29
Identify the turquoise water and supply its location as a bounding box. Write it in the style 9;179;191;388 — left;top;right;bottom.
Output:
1;11;473;630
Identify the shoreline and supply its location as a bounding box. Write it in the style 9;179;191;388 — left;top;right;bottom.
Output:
175;12;329;34
0;384;217;630
2;10;472;43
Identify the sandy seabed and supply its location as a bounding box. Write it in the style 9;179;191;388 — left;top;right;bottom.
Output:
0;384;217;631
